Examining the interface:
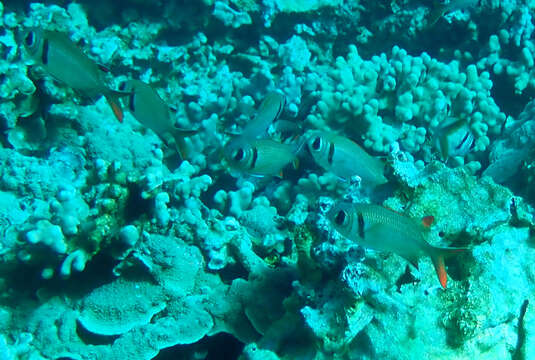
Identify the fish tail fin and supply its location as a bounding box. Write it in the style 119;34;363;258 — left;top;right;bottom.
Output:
292;135;308;155
427;5;446;27
170;127;199;160
429;246;467;289
105;92;125;123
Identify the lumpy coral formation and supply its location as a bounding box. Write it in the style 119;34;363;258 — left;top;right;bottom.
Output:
0;1;534;359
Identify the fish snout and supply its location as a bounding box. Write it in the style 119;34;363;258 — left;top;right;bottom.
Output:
21;28;42;56
222;137;249;169
305;131;326;155
327;202;352;229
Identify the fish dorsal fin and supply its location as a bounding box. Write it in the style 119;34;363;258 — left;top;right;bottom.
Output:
97;63;110;73
384;206;402;215
104;92;125;123
421;215;434;228
429;246;468;289
427;4;446;27
402;255;419;270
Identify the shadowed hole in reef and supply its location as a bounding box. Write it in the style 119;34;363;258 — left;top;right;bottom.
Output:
348;330;376;359
154;333;244;360
0;248;114;296
489;70;534;119
199;172;236;211
76;320;119;346
442;230;476;283
218;259;249;284
124;181;152;222
395;265;419;292
512;299;529;360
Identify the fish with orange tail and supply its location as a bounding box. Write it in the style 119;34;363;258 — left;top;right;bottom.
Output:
427;0;479;27
22;29;127;122
306;131;387;187
223;137;301;178
118;80;198;159
328;202;467;288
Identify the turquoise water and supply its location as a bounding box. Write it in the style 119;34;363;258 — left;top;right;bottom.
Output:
0;1;533;359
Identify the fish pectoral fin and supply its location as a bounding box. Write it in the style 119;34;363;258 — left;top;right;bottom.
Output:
28;65;47;81
97;63;110;73
429;246;468;289
174;137;187;161
224;130;243;137
172;126;199;137
104;92;125;123
168;128;198;160
109;89;133;97
402;255;419;270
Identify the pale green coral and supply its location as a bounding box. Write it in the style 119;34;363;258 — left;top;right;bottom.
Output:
271;0;343;13
309;45;504;160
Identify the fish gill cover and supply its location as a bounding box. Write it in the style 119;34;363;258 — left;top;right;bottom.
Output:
0;0;534;359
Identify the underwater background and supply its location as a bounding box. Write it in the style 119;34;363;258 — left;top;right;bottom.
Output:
0;0;534;359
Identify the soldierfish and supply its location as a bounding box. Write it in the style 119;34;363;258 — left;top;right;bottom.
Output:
306;131;387;187
241;92;286;139
427;0;479;26
433;118;475;161
223;137;301;177
23;29;125;122
328;202;467;288
118;80;197;159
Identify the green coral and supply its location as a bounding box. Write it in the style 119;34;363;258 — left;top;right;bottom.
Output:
273;0;343;13
440;282;485;348
293;225;323;285
230;0;260;12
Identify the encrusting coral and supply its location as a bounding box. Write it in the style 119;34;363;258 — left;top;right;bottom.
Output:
0;1;534;359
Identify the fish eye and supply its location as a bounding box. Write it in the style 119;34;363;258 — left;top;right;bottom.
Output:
311;136;322;151
118;81;126;91
25;31;35;47
334;210;347;226
233;148;245;161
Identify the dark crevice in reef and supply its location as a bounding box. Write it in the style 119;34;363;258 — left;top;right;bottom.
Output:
0;250;118;316
443;233;474;283
124;181;152;223
154;332;244;360
43;252;119;298
512;299;529;360
490;71;535;119
395;265;419;291
218;260;249;284
76;320;119;346
199;172;236;211
349;330;376;359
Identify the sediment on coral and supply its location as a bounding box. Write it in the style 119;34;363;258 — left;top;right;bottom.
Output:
0;1;535;359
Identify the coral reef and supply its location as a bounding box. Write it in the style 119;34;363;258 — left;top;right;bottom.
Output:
0;1;534;359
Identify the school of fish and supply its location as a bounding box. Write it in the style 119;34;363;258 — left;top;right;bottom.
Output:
21;28;469;289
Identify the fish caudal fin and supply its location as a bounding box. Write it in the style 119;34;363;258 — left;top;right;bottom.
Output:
171;127;199;160
105;92;125;123
429;246;467;289
427;5;446;27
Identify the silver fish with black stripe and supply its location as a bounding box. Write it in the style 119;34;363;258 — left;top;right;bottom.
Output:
22;29;126;122
306;131;387;187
